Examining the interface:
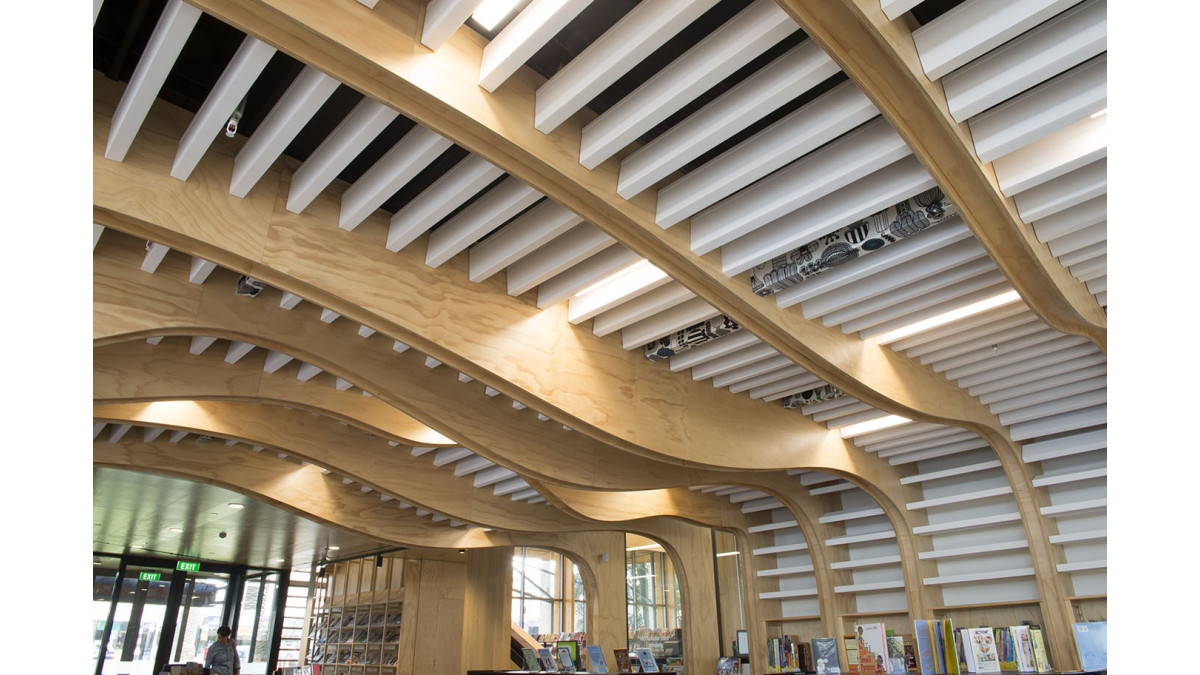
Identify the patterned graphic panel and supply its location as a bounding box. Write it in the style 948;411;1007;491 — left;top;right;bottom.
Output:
750;188;958;296
643;315;741;362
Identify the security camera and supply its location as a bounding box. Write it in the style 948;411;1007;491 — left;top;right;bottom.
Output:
225;110;242;138
219;531;228;539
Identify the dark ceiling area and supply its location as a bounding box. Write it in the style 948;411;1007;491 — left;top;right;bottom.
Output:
93;467;394;570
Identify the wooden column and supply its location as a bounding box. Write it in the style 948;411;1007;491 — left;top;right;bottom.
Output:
462;547;514;671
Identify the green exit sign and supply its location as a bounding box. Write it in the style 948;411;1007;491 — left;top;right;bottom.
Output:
139;572;161;581
177;560;201;572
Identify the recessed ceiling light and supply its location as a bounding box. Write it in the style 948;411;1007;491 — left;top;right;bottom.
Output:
169;528;184;533
873;290;1021;344
228;503;245;509
328;545;340;551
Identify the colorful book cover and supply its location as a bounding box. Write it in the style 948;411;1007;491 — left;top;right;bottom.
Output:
931;621;946;674
958;630;975;674
556;646;577;673
1028;628;1051;673
1072;621;1106;671
913;621;936;675
1009;627;1036;673
844;635;860;674
636;647;660;673
856;623;889;675
588;645;608;673
886;635;907;674
813;637;841;674
904;644;916;671
613;648;632;673
942;619;959;675
558;640;580;664
799;641;814;673
537;648;556;672
966;628;1000;674
522;647;540;671
718;656;740;675
995;629;1017;672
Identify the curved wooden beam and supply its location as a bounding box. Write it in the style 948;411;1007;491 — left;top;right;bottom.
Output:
91;13;1024;463
771;0;1105;354
95;337;456;447
94;399;596;533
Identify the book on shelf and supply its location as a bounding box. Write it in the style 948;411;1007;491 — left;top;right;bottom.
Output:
994;628;1017;672
913;621;935;675
854;623;888;675
1072;621;1106;671
536;647;556;671
1027;627;1051;673
812;636;841;674
522;647;541;671
957;630;975;674
903;643;916;671
842;635;859;674
718;656;740;675
635;647;660;673
1009;626;1037;673
942;619;959;675
557;640;580;664
931;620;946;674
613;648;632;673
965;628;1000;674
556;646;578;673
886;636;906;675
587;644;608;673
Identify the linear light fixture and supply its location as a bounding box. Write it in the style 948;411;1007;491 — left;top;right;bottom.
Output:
715;551;741;558
873;290;1022;345
1090;107;1108;119
472;0;524;30
572;258;664;299
838;414;911;439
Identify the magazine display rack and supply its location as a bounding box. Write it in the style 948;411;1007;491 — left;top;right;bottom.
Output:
307;556;406;675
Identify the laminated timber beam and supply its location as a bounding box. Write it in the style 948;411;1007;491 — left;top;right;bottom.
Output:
100;0;1031;462
770;0;1106;353
95;338;457;448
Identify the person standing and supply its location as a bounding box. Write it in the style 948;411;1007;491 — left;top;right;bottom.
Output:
205;625;240;675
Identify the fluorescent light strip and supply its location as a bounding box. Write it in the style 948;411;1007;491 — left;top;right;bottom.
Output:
1090;107;1107;119
573;258;660;299
838;414;911;439
715;551;741;558
873;290;1022;345
473;0;523;30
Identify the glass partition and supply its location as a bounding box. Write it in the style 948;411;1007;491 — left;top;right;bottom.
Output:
625;534;683;669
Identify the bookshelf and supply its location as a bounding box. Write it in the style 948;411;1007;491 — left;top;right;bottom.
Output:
307;556;406;675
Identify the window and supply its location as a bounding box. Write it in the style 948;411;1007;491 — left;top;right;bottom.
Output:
625;537;680;633
511;548;585;636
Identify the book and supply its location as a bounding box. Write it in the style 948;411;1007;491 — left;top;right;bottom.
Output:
613;648;632;673
1072;621;1106;671
799;641;814;673
966;628;1000;674
886;635;907;674
587;645;608;673
931;621;946;674
995;628;1017;672
522;647;541;671
1009;626;1036;673
903;644;916;671
843;635;860;674
958;630;975;674
635;647;660;673
855;623;889;675
812;637;841;675
913;621;936;675
556;646;577;673
942;619;959;675
1028;627;1051;673
718;656;740;675
537;648;556;671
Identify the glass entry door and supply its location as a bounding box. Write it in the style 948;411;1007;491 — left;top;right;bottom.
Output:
97;564;173;675
170;572;232;666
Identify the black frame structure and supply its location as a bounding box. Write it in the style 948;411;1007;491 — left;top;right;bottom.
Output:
92;553;290;675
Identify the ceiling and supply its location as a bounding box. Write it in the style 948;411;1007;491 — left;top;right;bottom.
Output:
91;0;1107;629
93;467;394;569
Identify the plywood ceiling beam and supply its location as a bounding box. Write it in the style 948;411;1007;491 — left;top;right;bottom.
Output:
171;0;1036;453
94;338;457;448
770;0;1106;352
